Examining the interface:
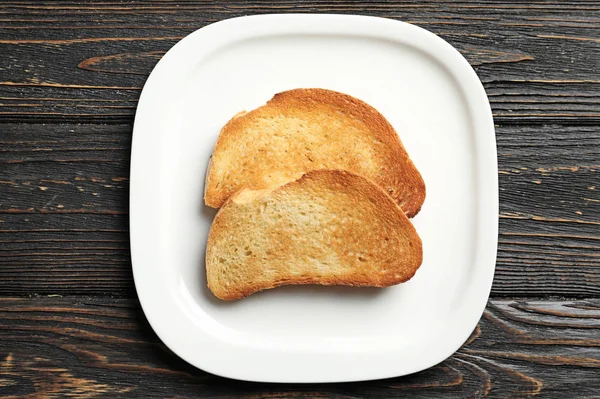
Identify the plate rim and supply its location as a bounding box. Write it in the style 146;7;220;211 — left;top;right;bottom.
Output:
130;13;498;383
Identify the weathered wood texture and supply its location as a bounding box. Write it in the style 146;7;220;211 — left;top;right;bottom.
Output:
1;297;599;398
1;1;600;396
0;1;599;123
1;123;598;296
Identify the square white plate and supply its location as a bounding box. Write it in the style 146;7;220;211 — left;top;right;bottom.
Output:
130;14;498;383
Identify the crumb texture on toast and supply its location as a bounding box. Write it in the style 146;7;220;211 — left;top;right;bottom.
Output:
204;88;425;217
206;170;423;300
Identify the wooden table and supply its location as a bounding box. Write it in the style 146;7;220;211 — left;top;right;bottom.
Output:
1;1;599;397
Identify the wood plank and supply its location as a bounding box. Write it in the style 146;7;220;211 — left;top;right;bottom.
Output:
0;124;131;215
0;123;599;296
0;1;599;122
0;297;598;398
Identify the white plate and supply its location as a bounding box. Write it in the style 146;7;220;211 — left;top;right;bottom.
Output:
130;14;498;383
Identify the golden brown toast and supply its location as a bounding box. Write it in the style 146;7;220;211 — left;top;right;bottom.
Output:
204;88;426;217
206;170;423;300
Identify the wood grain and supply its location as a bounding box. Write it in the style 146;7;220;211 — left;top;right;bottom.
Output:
0;297;598;398
1;123;598;296
0;1;600;123
0;1;599;397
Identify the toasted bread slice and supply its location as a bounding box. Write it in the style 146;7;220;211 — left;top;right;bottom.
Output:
204;88;426;217
206;170;423;300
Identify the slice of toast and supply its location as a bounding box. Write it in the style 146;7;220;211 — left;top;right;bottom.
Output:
204;88;426;217
206;170;423;300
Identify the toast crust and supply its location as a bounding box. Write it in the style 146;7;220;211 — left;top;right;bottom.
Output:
205;88;426;217
206;170;423;300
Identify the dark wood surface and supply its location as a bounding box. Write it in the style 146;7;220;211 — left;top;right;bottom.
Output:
0;1;599;397
2;297;600;398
